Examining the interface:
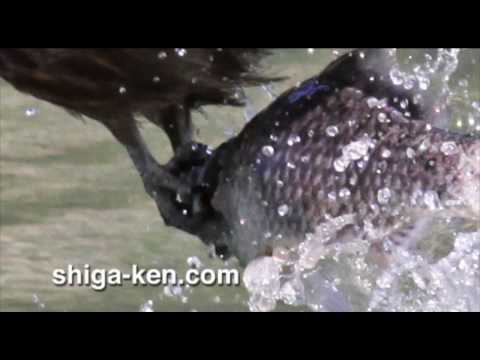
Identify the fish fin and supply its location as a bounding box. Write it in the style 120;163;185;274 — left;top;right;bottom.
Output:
312;49;438;121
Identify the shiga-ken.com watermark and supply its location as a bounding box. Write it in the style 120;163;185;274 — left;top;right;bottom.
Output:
52;265;241;291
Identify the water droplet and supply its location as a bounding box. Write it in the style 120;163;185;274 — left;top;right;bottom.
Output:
25;108;38;117
349;173;358;186
390;68;404;86
473;101;480;113
119;86;127;95
328;191;337;201
301;155;310;163
403;76;415;90
153;76;160;83
157;51;168;60
440;141;459;156
418;76;430;91
343;139;371;161
32;294;45;309
139;299;154;312
326;126;339;137
339;188;351;199
377;188;392;205
277;204;289;217
419;139;431;152
377;113;388;123
334;158;349;173
307;48;315;55
367;97;379;108
164;284;183;297
381;148;392;158
262;145;275;157
424;191;440;210
187;256;203;269
175;48;187;57
287;135;301;146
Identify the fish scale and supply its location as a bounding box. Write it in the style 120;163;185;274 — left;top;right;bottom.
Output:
206;51;479;265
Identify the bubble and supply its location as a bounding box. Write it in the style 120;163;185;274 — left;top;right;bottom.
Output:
119;86;127;95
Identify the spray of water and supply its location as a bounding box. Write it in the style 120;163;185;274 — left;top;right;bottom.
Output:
242;48;480;312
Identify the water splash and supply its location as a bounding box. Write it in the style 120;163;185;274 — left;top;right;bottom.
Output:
242;50;479;312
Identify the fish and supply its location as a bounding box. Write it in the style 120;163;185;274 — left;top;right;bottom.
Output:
187;49;480;266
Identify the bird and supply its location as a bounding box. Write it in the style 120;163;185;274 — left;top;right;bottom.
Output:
1;48;478;268
0;48;279;253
